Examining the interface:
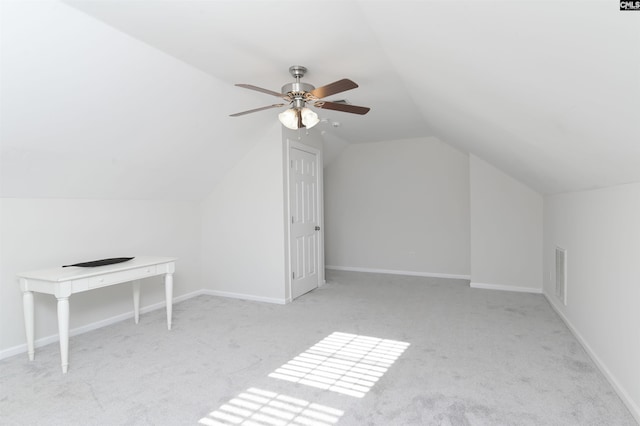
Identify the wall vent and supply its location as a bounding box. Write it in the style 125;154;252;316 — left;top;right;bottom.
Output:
555;247;567;305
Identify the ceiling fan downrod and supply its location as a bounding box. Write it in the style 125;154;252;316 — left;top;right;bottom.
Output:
282;65;316;106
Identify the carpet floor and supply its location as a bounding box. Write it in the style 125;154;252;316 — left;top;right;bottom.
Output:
0;270;636;425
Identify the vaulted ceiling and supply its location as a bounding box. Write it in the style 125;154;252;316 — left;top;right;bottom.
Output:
2;1;639;199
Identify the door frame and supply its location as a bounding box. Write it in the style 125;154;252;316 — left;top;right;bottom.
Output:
284;138;325;302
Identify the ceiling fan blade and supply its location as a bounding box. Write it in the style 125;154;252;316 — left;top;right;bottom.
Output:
235;84;285;98
310;79;359;99
230;104;285;117
314;101;370;115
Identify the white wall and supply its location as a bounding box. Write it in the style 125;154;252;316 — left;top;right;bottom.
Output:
201;126;326;303
324;137;470;278
0;198;201;356
1;0;263;201
544;182;640;421
201;124;287;303
470;155;543;292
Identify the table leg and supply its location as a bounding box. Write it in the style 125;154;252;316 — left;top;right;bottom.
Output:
22;291;35;361
132;280;141;324
165;273;173;330
57;297;70;374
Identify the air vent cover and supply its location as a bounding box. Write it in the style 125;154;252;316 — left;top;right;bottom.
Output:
555;247;567;305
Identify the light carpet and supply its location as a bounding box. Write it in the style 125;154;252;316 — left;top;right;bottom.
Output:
0;270;636;425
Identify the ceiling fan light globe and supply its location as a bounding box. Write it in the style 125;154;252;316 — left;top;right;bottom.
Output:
278;108;299;130
301;108;320;129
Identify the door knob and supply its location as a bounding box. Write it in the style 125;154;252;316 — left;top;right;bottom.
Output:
315;226;321;231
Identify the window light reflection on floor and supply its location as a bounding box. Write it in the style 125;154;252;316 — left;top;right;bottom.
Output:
269;332;410;398
198;387;344;426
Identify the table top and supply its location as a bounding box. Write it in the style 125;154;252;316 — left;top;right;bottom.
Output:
17;256;177;282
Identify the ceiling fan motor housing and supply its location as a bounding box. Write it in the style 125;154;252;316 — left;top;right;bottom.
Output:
281;82;315;96
283;65;315;106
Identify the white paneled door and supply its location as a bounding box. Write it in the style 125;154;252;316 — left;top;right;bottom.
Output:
289;146;320;299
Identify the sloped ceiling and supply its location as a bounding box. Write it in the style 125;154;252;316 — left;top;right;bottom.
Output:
62;0;432;144
2;0;639;199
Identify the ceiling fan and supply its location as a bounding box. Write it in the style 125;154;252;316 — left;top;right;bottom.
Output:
230;65;370;130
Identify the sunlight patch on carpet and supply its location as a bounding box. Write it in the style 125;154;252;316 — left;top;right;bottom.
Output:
268;332;410;398
199;387;343;426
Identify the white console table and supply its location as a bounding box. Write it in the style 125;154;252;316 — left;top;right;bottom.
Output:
18;256;177;373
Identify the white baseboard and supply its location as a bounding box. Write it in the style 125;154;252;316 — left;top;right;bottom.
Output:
544;292;640;424
203;289;287;305
325;265;470;280
470;282;543;294
0;288;291;360
0;289;208;361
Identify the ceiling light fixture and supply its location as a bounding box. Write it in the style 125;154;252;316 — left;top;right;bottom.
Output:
278;106;319;130
277;67;320;130
301;107;320;128
231;65;370;128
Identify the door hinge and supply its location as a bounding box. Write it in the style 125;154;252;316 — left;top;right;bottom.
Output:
291;216;294;223
292;272;295;279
